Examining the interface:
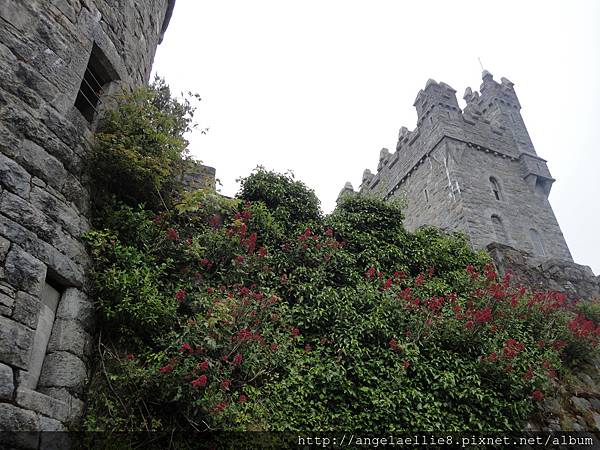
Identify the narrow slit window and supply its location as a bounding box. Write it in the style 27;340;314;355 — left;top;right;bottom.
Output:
424;188;429;202
489;177;503;201
74;43;117;123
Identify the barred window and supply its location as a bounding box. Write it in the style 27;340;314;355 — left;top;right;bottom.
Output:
74;43;117;123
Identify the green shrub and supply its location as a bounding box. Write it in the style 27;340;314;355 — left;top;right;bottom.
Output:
84;83;600;435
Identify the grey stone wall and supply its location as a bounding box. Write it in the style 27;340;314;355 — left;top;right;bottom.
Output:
0;0;174;438
345;72;573;263
488;242;600;301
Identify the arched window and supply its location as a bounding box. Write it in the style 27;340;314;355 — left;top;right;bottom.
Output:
489;177;503;201
491;215;508;243
529;228;546;256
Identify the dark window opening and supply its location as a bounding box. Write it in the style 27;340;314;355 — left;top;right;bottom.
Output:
424;188;429;202
74;43;117;123
489;176;503;201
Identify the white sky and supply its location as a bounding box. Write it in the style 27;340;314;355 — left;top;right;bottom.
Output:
153;0;600;274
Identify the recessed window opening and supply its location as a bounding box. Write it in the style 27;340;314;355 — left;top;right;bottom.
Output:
489;177;503;201
25;280;62;390
529;228;546;256
424;188;429;202
491;215;508;243
74;43;117;123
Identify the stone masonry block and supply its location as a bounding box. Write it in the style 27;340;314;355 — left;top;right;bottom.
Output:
0;234;9;262
3;245;46;295
0;362;14;400
55;287;94;331
0;315;34;370
47;318;92;359
15;387;70;423
0;152;31;198
38;351;87;395
12;290;41;329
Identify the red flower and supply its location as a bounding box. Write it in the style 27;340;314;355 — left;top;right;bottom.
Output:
207;287;214;294
366;267;376;279
304;344;312;352
389;338;398;350
198;360;209;372
166;228;179;241
235;255;245;264
238;394;248;403
488;352;498;361
232;353;243;365
402;359;410;369
270;343;279;352
523;366;534;381
126;354;135;360
532;390;543;401
258;246;268;257
175;289;187;302
179;342;192;353
291;327;300;336
200;258;211;266
415;273;425;286
382;278;392;290
220;379;231;391
192;374;208;388
465;320;474;329
159;364;173;373
325;228;334;237
210;402;228;414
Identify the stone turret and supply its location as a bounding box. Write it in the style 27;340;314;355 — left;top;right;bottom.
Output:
0;0;176;434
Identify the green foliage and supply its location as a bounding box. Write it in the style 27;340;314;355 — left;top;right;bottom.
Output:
237;168;321;232
84;82;600;435
90;77;197;212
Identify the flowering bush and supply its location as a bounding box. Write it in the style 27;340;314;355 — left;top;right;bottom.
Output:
83;84;600;434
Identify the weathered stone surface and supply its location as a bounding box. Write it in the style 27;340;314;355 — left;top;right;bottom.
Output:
38;351;87;394
15;387;70;423
0;362;14;400
47;318;92;358
592;412;600;431
571;396;592;415
3;245;46;296
0;315;34;369
489;243;600;301
11;291;40;329
0;403;39;431
0;235;9;262
0;213;85;287
37;387;85;423
0;152;31;198
55;287;94;331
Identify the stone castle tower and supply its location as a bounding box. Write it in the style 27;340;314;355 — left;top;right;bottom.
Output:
341;71;573;262
0;0;175;436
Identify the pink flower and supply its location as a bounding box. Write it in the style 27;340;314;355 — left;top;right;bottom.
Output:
238;394;248;403
220;379;231;391
175;289;186;302
179;342;192;353
232;353;243;365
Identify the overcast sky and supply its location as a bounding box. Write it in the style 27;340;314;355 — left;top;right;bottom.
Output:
152;0;600;274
